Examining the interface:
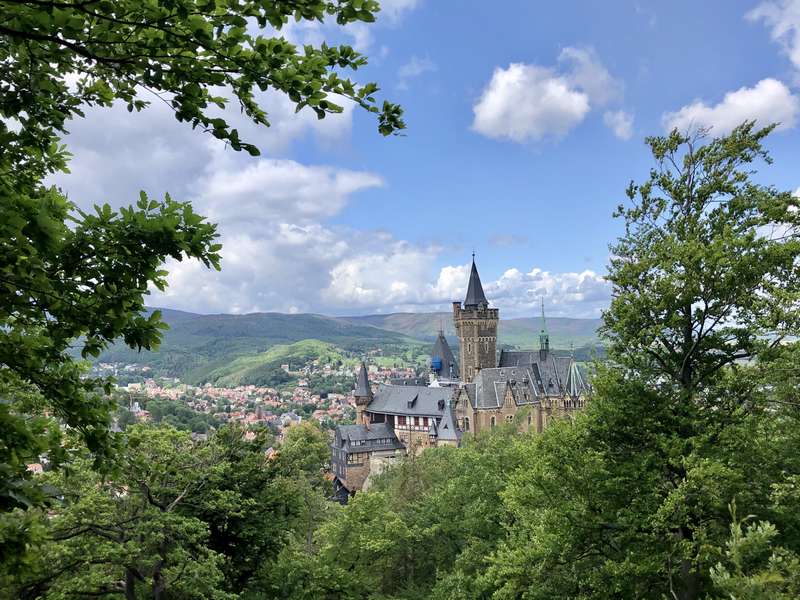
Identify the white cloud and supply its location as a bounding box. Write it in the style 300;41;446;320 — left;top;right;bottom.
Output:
193;157;383;228
48;88;355;209
472;63;590;142
662;78;800;134
378;0;421;22
747;0;800;75
559;47;622;106
397;55;437;89
603;110;634;140
471;47;625;143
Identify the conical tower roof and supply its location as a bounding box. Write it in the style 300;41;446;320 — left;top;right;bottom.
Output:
354;362;372;399
430;329;459;378
464;258;488;308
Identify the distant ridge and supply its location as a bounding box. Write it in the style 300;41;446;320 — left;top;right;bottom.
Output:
94;308;602;382
342;312;602;348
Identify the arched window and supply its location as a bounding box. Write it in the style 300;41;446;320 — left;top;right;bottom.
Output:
490;416;496;428
464;417;470;431
527;414;532;426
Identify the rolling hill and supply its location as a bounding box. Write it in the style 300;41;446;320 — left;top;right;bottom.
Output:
94;309;603;382
96;310;427;382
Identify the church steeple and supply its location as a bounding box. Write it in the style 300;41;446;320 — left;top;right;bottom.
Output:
464;254;488;308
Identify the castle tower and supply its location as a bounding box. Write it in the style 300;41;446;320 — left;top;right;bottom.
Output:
453;256;499;382
354;361;372;424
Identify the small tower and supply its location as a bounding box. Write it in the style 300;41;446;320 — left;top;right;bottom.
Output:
453;255;499;382
538;297;550;361
354;362;372;425
430;326;459;380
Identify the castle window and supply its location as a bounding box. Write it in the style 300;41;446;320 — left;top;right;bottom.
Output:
464;417;470;431
528;414;532;426
506;415;514;423
490;416;496;428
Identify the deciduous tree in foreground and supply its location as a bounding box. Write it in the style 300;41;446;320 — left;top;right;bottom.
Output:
0;0;402;522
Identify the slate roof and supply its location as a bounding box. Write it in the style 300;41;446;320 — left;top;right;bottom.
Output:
367;384;455;417
497;350;583;397
354;362;372;399
464;259;488;308
433;404;461;442
430;331;459;378
464;367;539;409
333;423;404;453
389;377;430;386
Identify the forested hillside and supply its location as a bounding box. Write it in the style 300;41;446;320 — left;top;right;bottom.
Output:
91;309;603;381
96;310;428;382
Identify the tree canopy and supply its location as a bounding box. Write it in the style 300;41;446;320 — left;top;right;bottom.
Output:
0;0;402;516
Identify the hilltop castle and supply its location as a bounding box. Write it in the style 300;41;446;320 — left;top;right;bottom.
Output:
331;258;587;501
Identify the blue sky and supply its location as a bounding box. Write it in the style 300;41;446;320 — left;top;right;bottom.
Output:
52;0;800;318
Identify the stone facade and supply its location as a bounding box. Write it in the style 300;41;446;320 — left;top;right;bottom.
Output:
452;302;499;382
331;257;588;501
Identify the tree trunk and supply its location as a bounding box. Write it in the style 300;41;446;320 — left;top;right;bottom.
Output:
125;568;137;600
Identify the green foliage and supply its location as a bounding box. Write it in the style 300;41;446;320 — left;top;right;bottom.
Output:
0;187;220;512
0;0;399;534
146;398;221;433
263;123;800;600
205;340;347;386
94;312;428;381
1;0;404;179
4;422;332;598
710;505;800;600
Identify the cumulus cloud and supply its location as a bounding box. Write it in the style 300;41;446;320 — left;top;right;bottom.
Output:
472;63;590;142
48;89;354;209
193;156;383;229
747;0;800;76
559;47;622;106
603;110;634;140
662;78;800;135
471;47;625;142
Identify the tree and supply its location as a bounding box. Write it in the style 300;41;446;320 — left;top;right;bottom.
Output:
604;122;799;396
9;422;336;598
276;123;800;600
0;0;403;514
15;426;232;599
485;123;800;600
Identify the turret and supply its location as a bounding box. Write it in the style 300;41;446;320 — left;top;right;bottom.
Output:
353;362;372;424
430;326;458;380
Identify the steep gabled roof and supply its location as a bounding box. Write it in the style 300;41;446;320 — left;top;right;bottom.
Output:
354;362;372;399
435;405;461;442
464;259;488;308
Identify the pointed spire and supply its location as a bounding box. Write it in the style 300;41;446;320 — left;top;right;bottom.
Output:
539;297;550;357
354;361;372;399
464;255;488;308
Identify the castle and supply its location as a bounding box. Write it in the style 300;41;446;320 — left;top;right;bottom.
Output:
331;258;587;501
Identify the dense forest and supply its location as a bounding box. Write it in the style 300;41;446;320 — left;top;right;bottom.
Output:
2;0;799;599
